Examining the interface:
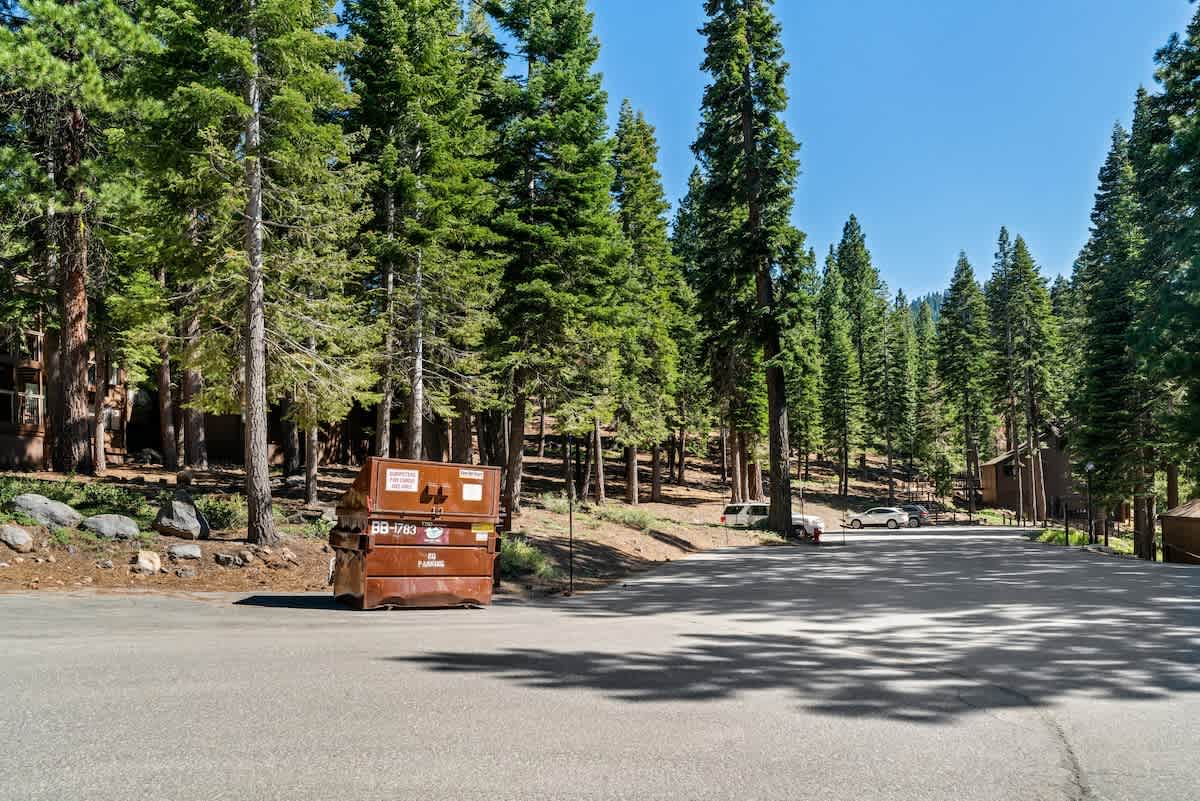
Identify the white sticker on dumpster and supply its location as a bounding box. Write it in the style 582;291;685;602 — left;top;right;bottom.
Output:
462;483;483;501
459;469;485;480
385;468;419;492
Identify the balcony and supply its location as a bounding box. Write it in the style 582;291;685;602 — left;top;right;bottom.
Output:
0;389;44;430
0;331;43;367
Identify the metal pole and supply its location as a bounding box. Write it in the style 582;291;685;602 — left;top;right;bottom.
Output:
567;438;575;596
1087;470;1094;545
1064;506;1070;546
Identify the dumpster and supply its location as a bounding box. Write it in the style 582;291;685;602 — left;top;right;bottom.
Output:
330;458;502;609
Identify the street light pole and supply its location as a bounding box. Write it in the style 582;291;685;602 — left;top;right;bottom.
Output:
567;438;575;596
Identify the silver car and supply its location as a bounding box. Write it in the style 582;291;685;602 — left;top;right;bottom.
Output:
848;507;913;530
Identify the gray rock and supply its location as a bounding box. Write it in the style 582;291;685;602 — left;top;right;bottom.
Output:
281;547;300;565
214;552;236;567
82;514;140;541
96;559;114;570
284;474;306;488
10;494;82;529
152;490;210;540
168;543;202;561
134;448;162;465
175;566;197;579
0;524;34;553
236;549;256;566
132;550;161;574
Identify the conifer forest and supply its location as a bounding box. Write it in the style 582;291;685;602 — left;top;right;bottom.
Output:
3;0;1199;561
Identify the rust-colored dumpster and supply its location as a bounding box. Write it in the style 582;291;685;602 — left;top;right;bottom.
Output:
330;458;502;609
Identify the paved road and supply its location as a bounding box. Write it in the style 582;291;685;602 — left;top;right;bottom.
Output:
3;531;1199;801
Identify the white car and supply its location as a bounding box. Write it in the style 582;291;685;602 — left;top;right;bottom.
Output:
848;507;914;530
720;503;825;537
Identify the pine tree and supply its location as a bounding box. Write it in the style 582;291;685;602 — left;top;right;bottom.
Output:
489;0;627;515
345;0;500;462
985;227;1021;462
912;299;946;480
835;214;887;450
880;290;917;500
1008;236;1058;523
818;249;860;497
778;235;821;482
694;0;800;534
611;100;681;504
937;253;990;517
0;0;153;472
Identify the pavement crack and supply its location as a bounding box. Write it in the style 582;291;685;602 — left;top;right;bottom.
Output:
946;669;1094;801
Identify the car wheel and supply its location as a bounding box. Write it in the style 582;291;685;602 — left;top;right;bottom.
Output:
850;519;863;529
887;519;899;530
907;517;919;528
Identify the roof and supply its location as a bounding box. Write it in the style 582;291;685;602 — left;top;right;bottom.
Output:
1162;499;1200;519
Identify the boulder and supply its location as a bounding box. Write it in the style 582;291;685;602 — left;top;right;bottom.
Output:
152;490;210;540
82;514;140;541
168;543;202;561
134;448;162;465
236;549;256;566
11;494;82;529
281;547;300;565
96;559;114;570
214;552;237;567
174;566;197;579
0;524;34;554
132;550;161;574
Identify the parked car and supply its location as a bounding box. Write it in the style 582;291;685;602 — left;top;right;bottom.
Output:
720;503;825;539
848;507;913;529
900;504;931;527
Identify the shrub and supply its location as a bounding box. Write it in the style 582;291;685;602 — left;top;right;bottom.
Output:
593;504;656;532
195;494;248;531
76;482;152;522
538;493;571;515
301;518;334;539
498;536;558;580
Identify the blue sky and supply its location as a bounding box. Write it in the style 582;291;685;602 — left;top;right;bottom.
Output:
588;0;1196;298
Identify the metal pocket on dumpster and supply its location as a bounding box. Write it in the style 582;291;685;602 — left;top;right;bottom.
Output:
330;458;502;609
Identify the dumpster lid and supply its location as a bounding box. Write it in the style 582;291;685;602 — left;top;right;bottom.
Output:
336;458;502;523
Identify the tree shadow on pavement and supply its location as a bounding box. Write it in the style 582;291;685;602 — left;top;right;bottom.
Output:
393;538;1200;724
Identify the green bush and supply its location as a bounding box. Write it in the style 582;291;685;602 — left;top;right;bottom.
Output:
0;476;152;525
301;518;334;539
593;503;656;532
195;494;248;531
538;493;571;515
498;537;558;580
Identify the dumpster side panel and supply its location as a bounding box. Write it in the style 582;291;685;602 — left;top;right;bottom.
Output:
364;577;495;608
365;546;495;578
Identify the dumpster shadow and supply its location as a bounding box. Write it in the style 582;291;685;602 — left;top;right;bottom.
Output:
392;538;1200;724
233;594;345;611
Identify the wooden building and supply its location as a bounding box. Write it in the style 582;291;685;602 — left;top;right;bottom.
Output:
1161;500;1200;564
979;429;1085;518
0;327;129;470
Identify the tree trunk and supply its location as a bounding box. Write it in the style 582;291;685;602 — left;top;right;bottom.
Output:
305;426;320;506
719;426;728;483
666;432;676;478
537;398;546;457
155;342;177;472
625;445;639;505
503;383;526;516
182;312;208;469
964;398;976;518
451;396;474;464
650;443;662;502
93;354;109;475
52;104;92;475
885;430;894;502
676;428;687;484
281;395;301;476
729;431;744;503
561;433;572;494
580;435;593;502
407;250;424;460
748;461;762;501
592;417;606;504
375;193;396;459
242;19;277;546
734;434;744;503
1167;463;1180;511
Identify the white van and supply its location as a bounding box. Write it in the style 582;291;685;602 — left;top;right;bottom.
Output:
721;503;824;538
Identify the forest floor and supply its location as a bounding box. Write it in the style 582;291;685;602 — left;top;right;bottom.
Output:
0;437;942;598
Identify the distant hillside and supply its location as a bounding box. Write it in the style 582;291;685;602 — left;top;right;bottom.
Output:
910;291;944;321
